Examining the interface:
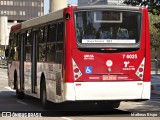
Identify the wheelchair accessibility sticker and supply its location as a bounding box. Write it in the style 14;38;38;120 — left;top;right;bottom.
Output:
85;66;92;74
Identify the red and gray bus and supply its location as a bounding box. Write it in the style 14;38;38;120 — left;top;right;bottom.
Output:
6;5;150;109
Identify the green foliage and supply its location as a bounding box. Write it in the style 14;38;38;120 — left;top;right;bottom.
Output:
123;0;160;48
149;13;160;48
123;0;160;14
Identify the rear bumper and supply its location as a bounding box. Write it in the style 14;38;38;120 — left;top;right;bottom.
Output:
64;81;150;101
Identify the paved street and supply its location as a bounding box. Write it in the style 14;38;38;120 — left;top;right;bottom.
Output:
151;75;160;93
0;67;160;119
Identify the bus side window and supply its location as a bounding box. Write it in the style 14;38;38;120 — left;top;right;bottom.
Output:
47;24;57;62
14;33;20;61
9;32;18;60
38;27;46;62
56;22;64;64
10;48;15;59
25;30;32;61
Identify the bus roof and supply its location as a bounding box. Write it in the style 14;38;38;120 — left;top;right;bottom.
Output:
77;5;142;11
12;5;143;31
21;9;64;30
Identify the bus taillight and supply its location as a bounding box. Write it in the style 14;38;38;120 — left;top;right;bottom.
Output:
136;58;145;80
72;59;82;81
139;68;143;72
74;68;79;73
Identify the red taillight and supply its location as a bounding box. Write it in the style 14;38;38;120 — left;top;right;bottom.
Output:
136;58;145;80
75;75;78;78
139;74;143;78
74;68;79;73
139;68;143;72
72;59;82;81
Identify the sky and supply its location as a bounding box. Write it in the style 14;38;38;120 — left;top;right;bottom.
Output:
44;0;78;14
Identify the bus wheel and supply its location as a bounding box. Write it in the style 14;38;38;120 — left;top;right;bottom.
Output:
40;80;48;109
15;81;24;99
111;101;120;108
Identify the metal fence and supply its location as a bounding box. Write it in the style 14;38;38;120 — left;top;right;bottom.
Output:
151;59;159;75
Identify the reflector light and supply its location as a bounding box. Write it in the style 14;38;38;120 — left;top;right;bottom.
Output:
139;74;143;78
74;68;79;73
139;68;143;72
72;59;82;81
75;75;78;78
136;58;145;80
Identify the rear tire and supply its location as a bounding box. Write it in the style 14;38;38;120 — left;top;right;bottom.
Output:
40;80;48;109
111;101;120;108
15;81;24;99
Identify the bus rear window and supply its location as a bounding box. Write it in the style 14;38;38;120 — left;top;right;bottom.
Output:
74;10;142;48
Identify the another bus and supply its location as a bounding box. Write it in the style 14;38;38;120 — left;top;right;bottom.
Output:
6;5;150;109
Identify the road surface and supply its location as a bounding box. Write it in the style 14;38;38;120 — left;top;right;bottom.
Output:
0;67;159;120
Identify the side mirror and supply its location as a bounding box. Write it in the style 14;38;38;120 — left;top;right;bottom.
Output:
5;48;9;58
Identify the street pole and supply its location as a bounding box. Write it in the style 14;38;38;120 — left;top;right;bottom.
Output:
0;13;8;57
41;0;42;16
3;13;6;50
49;0;67;13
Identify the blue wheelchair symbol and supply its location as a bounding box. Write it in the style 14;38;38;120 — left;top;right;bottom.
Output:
85;66;92;74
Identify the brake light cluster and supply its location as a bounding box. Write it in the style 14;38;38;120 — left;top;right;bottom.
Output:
136;58;145;80
72;59;82;80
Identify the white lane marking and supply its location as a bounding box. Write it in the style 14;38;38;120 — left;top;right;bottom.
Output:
5;87;28;106
16;100;28;105
61;117;73;120
5;87;15;92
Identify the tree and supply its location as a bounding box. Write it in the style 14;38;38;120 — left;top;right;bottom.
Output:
149;13;160;49
123;0;160;58
149;12;160;58
123;0;160;14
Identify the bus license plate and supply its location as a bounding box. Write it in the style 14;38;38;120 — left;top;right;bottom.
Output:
103;75;117;80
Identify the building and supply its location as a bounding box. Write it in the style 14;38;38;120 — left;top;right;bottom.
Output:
0;0;44;55
0;0;44;22
49;0;67;13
